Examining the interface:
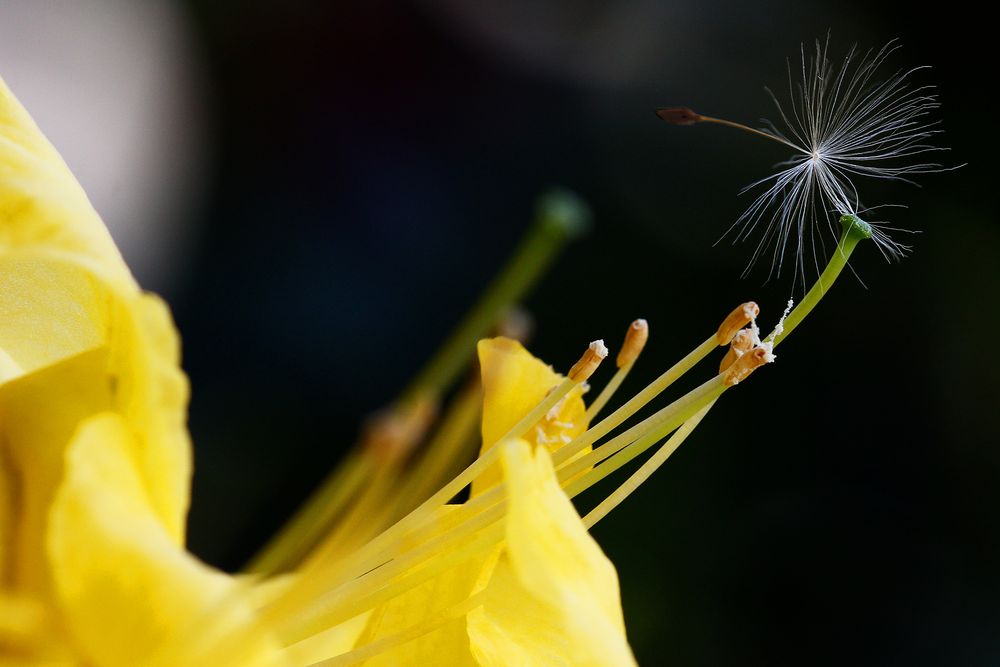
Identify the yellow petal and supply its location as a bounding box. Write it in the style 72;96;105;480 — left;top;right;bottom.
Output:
106;290;192;542
0;254;109;384
1;75;191;552
0;76;133;290
467;439;637;667
473;338;587;495
0;287;190;594
0;346;114;594
0;590;75;664
46;412;285;667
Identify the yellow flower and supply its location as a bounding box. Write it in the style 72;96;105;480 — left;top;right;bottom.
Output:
1;70;857;665
0;72;639;667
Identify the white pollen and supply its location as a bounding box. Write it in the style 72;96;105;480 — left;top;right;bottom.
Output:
760;341;776;364
589;339;609;359
749;312;762;348
766;298;794;344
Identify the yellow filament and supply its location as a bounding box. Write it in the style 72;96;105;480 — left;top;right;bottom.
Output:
282;521;505;645
583;401;715;528
280;371;728;642
278;487;507;644
274;366;725;636
299;464;404;572
259;441;497;631
552;335;717;468
558;373;726;482
585;362;633;422
283;374;581;601
262;323;751;650
384;378;483;519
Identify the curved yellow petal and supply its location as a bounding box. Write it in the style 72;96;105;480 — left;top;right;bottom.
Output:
105;289;191;542
467;439;636;667
0;255;109;384
0;76;133;290
0;346;114;595
0;590;75;664
1;75;191;569
0;267;191;588
46;412;285;667
474;338;587;495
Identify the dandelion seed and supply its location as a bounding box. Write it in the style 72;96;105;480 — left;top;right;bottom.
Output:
659;37;953;287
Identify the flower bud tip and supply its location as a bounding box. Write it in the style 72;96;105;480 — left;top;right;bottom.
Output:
537;188;592;238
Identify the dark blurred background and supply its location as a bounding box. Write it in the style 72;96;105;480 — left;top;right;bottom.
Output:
3;1;997;664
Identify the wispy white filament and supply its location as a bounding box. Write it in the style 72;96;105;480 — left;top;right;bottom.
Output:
727;38;951;286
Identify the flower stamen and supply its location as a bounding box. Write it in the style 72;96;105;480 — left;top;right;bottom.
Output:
568;339;609;383
582;402;714;529
586;319;649;421
723;346;771;386
716;301;761;345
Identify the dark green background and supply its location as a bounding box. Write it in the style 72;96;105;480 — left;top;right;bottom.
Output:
160;1;998;664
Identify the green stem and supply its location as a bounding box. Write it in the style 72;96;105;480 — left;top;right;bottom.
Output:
771;215;872;348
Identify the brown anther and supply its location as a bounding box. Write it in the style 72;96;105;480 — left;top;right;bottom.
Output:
616;319;649;368
655;107;704;125
568;340;608;382
716;301;760;345
362;395;438;466
719;328;754;372
723;346;770;387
